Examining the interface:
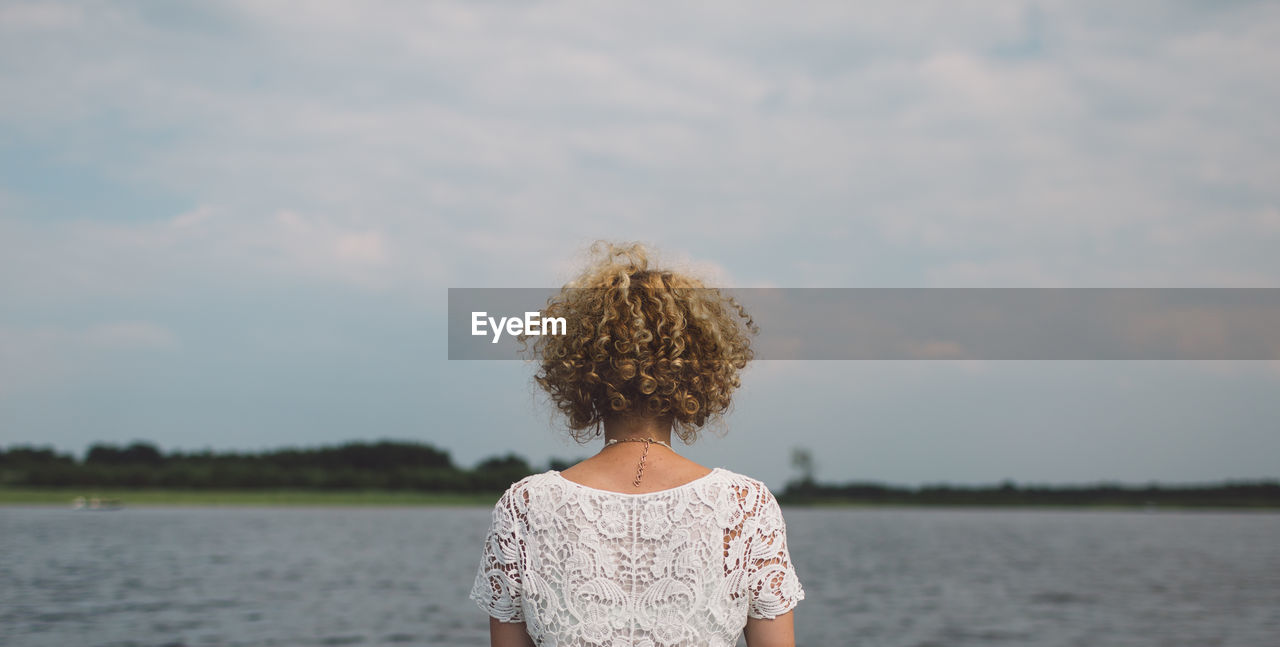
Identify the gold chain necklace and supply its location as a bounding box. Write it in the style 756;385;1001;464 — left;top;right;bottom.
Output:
603;438;673;487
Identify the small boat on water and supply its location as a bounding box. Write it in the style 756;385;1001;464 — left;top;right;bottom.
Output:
71;496;125;510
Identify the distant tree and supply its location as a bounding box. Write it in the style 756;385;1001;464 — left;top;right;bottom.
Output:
476;454;532;473
121;441;164;466
263;440;454;471
470;453;536;491
323;440;453;470
85;443;121;464
86;441;163;466
0;445;74;466
790;447;815;486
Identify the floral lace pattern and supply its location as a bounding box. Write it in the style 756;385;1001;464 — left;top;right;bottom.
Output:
470;468;804;646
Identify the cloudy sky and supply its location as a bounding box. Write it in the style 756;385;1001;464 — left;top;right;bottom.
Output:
2;1;1278;489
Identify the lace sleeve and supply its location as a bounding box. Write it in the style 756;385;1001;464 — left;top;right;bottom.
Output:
469;486;526;622
745;488;805;620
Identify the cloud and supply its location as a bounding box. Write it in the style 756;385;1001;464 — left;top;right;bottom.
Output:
82;321;178;350
0;2;83;29
2;1;1280;481
3;1;1277;292
0;206;406;303
0;321;177;395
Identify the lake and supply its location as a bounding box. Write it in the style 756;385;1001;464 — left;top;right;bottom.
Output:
2;505;1277;646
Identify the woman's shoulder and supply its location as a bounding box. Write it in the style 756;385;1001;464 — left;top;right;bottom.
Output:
713;468;777;496
700;468;783;515
495;471;559;505
492;468;779;507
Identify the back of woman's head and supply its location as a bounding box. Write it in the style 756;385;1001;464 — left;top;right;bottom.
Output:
527;241;757;444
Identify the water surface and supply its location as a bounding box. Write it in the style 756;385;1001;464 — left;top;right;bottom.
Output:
2;505;1277;646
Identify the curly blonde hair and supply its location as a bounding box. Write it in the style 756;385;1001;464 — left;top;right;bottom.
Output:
524;241;757;444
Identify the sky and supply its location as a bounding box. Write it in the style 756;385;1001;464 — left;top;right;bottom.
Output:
1;1;1278;490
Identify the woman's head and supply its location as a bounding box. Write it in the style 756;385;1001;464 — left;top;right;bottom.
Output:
526;241;757;444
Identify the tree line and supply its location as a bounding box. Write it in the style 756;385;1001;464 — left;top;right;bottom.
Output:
2;441;1277;506
0;440;573;493
778;477;1280;508
781;447;1280;507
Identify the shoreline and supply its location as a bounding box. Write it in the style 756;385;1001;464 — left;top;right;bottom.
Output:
2;487;1276;511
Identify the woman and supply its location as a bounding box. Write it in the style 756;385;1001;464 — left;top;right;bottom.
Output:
471;242;803;647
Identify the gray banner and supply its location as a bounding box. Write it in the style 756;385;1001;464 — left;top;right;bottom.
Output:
448;288;1280;360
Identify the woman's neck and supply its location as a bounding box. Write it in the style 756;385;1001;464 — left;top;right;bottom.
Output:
602;415;674;445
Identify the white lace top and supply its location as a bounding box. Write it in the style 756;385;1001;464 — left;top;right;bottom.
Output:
470;467;804;646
